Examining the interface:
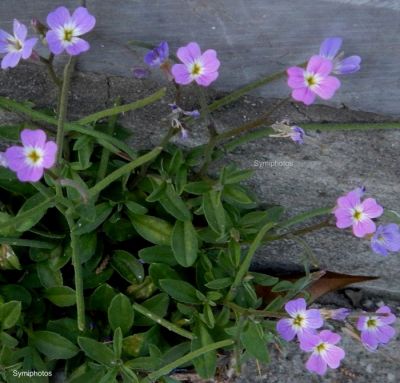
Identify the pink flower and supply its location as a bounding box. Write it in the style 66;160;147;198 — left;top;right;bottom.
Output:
5;129;57;182
287;55;340;105
300;330;345;376
0;19;37;69
46;6;96;56
356;306;396;351
171;42;220;86
334;190;383;238
276;298;323;341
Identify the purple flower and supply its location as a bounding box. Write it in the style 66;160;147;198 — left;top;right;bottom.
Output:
300;330;345;376
144;41;169;67
331;308;351;321
353;185;366;198
46;6;96;56
319;37;361;75
334;190;383;238
132;67;150;79
287;55;341;105
290;126;305;144
356;306;396;351
276;298;323;341
171;42;220;87
371;224;400;256
0;20;37;69
5;129;57;182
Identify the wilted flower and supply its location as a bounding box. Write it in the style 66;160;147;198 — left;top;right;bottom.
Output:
144;41;169;67
0;19;37;69
320;308;351;321
132;67;150;79
356;306;396;351
276;298;323;341
0;244;21;270
270;120;305;144
46;6;96;56
319;37;361;75
334;190;383;237
287;55;340;105
5;129;57;182
371;224;400;256
171;42;220;86
300;330;345;375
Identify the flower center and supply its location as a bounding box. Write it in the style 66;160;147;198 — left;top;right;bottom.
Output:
25;148;43;166
293;314;304;327
7;37;23;52
377;235;386;244
63;29;74;42
315;342;327;353
304;73;320;88
190;62;203;77
352;208;364;222
366;318;377;329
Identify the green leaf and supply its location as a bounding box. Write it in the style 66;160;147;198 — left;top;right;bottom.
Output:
134;293;170;326
0;331;18;348
278;207;332;229
191;323;217;379
0;125;20;141
0;285;31;307
75;203;113;235
271;280;293;292
149;264;181;288
15;193;49;232
31;331;79;359
250;272;279;286
77;233;97;263
125;201;148;215
36;262;63;288
128;213;173;245
78;337;116;366
171;220;198;267
202;191;226;235
223;184;256;207
146;181;167;202
89;284;116;311
111;250;144;283
221;166;254;185
159;280;202;304
205;278;233;290
120;365;139;383
98;368;118;383
0;301;21;329
158;184;191;221
113;327;123;359
108;293;134;335
183;181;212;195
138;245;177;266
240;321;269;363
44;286;76;307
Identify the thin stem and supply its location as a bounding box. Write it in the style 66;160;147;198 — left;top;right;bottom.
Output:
66;214;85;331
198;87;217;137
144;339;234;382
39;54;62;88
132;302;195;340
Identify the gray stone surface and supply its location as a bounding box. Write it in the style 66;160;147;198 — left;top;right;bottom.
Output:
1;0;400;116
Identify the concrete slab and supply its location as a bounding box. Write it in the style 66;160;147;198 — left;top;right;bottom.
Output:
0;0;400;116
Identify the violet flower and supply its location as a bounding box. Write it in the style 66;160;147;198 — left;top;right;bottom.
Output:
171;42;220;86
287;55;341;105
5;129;57;182
356;306;396;351
334;190;383;237
46;6;96;56
276;298;323;341
319;37;361;75
144;41;169;67
290;126;305;144
371;224;400;256
0;20;37;69
300;330;345;376
132;67;150;79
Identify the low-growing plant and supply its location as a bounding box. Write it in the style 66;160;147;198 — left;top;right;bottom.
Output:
0;5;398;383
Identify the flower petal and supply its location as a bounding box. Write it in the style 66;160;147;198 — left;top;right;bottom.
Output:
376;325;395;344
362;198;383;219
299;333;319;351
42;141;57;169
72;7;96;35
13;19;27;41
324;344;345;369
176;42;201;65
21;129;47;148
319;37;342;59
307;55;333;76
306;354;327;375
47;6;71;29
17;165;43;183
171;63;192;85
196;71;219;86
1;52;22;69
285;298;306;317
371;240;388;256
201;49;220;73
361;329;379;350
353;218;375;238
319;330;341;344
4;146;25;171
337;191;360;209
22;38;38;59
65;38;90;56
287;67;306;89
305;309;324;329
336;55;361;75
292;87;316;105
313;76;341;100
276;318;296;341
376;306;396;325
46;30;64;55
334;207;353;229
